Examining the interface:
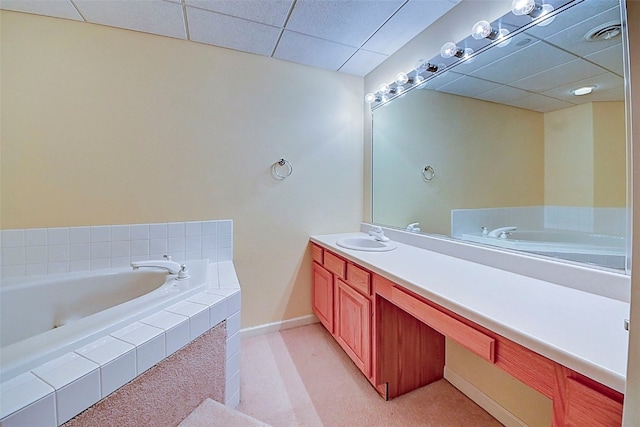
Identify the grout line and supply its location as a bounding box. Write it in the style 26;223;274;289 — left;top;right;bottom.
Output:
69;0;87;21
182;0;191;40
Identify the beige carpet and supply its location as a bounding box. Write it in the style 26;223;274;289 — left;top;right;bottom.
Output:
236;323;503;427
179;399;271;427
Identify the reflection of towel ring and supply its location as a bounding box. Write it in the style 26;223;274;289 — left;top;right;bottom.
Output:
273;158;293;179
422;165;435;181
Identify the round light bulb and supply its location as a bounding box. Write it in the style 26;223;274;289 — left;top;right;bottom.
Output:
364;93;377;104
378;83;390;94
472;21;493;40
536;4;555;26
511;0;536;16
415;59;427;73
395;86;405;95
440;42;458;59
496;29;512;47
395;72;409;86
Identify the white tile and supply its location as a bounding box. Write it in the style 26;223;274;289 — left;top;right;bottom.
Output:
186;251;201;261
69;260;91;272
0;391;56;427
185;221;202;236
2;230;25;248
90;258;110;270
69;243;91;261
47;228;69;245
165;322;190;355
54;369;101;424
111;257;131;268
225;332;241;364
26;263;48;276
209;299;226;327
218;247;233;262
202;247;218;263
218;233;232;248
25;246;47;264
166;252;185;264
47;261;69;274
226;390;240;409
130;255;150;263
90;242;110;259
167;237;185;252
47;245;69;263
224;370;240;403
100;351;137;397
186;236;201;252
69;227;91;244
141;311;189;355
165;301;210;339
90;226;110;242
111;241;130;258
130;240;149;256
202;221;217;235
135;336;165;374
217;220;232;234
110;225;130;241
32;352;99;390
226;350;240;380
25;228;47;246
130;224;150;240
2;247;25;266
202;234;217;248
187;292;225;307
0;372;55;420
167;222;185;238
226;311;241;337
2;265;25;278
218;262;239;286
149;239;167;254
149;223;167;239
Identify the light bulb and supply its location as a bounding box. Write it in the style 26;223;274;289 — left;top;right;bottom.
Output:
395;72;409;86
378;83;390;94
511;0;536;16
572;86;596;96
395;86;405;95
472;21;495;40
415;59;428;73
496;29;512;47
364;93;377;104
536;4;555;26
440;42;459;59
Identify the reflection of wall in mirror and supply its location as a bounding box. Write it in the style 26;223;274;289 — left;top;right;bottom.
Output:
372;89;545;235
544;101;625;207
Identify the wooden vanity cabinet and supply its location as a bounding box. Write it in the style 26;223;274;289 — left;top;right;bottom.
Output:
311;244;373;380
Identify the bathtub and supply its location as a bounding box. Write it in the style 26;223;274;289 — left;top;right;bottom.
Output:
0;260;209;383
461;230;626;269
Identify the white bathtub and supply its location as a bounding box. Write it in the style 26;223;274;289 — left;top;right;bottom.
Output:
461;230;626;269
0;260;209;383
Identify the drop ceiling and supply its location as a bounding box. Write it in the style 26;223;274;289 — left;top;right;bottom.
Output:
0;0;462;76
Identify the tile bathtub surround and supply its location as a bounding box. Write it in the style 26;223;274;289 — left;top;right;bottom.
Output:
0;220;233;278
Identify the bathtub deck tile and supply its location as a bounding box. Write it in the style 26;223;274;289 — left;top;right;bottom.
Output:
141;311;190;356
0;372;54;420
31;352;99;390
0;391;56;427
99;350;137;397
55;369;101;425
165;301;210;340
75;336;136;366
111;322;164;346
134;335;166;374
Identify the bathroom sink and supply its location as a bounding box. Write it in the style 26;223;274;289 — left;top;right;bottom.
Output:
336;237;397;252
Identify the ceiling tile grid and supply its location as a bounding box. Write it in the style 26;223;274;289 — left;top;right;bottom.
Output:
0;0;460;77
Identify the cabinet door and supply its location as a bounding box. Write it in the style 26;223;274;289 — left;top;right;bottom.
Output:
313;262;334;333
335;279;371;377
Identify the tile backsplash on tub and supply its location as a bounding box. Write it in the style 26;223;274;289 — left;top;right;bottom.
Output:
0;220;233;278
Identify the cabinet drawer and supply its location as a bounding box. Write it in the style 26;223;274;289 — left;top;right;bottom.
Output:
324;251;346;279
565;378;623;426
346;263;371;295
390;287;495;363
311;244;323;264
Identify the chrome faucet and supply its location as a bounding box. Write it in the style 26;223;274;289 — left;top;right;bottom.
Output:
368;226;390;242
487;226;517;238
406;222;421;232
131;255;190;279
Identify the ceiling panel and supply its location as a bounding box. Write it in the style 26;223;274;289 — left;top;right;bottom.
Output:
362;0;460;56
184;0;293;27
339;49;389;76
436;75;502;98
0;0;82;20
473;85;531;105
285;0;403;48
74;0;186;40
541;72;624;102
187;7;281;56
509;57;606;93
274;31;358;72
584;43;624;75
504;94;574;113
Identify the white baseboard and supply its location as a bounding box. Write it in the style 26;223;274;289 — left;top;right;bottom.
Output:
444;367;528;427
240;314;319;338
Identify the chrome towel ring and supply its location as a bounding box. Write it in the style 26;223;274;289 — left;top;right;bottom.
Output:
422;165;435;181
273;158;293;179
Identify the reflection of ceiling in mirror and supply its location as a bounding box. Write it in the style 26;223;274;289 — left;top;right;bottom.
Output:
419;0;623;113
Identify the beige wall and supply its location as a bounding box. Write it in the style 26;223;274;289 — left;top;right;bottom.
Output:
0;11;364;328
545;102;626;207
373;89;544;234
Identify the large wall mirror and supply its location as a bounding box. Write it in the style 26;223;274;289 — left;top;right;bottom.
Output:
372;0;629;272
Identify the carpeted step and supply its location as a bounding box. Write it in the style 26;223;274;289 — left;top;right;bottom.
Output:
178;398;271;427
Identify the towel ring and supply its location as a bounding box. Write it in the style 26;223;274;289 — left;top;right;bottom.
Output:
273;158;293;179
422;165;435;181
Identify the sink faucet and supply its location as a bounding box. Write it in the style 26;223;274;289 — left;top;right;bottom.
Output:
487;226;517;238
368;226;390;242
131;255;190;279
406;223;421;232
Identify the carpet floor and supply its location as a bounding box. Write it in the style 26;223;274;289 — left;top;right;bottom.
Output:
236;323;503;427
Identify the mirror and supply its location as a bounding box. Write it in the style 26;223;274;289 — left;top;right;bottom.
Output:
372;0;628;271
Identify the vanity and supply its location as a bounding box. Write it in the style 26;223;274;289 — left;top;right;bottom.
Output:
310;231;629;426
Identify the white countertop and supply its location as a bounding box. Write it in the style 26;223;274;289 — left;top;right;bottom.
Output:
311;232;630;393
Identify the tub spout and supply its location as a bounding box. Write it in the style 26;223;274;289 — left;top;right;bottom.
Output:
131;255;182;275
487;226;517;238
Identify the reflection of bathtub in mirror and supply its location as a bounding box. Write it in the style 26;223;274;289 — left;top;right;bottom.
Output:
461;230;626;270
